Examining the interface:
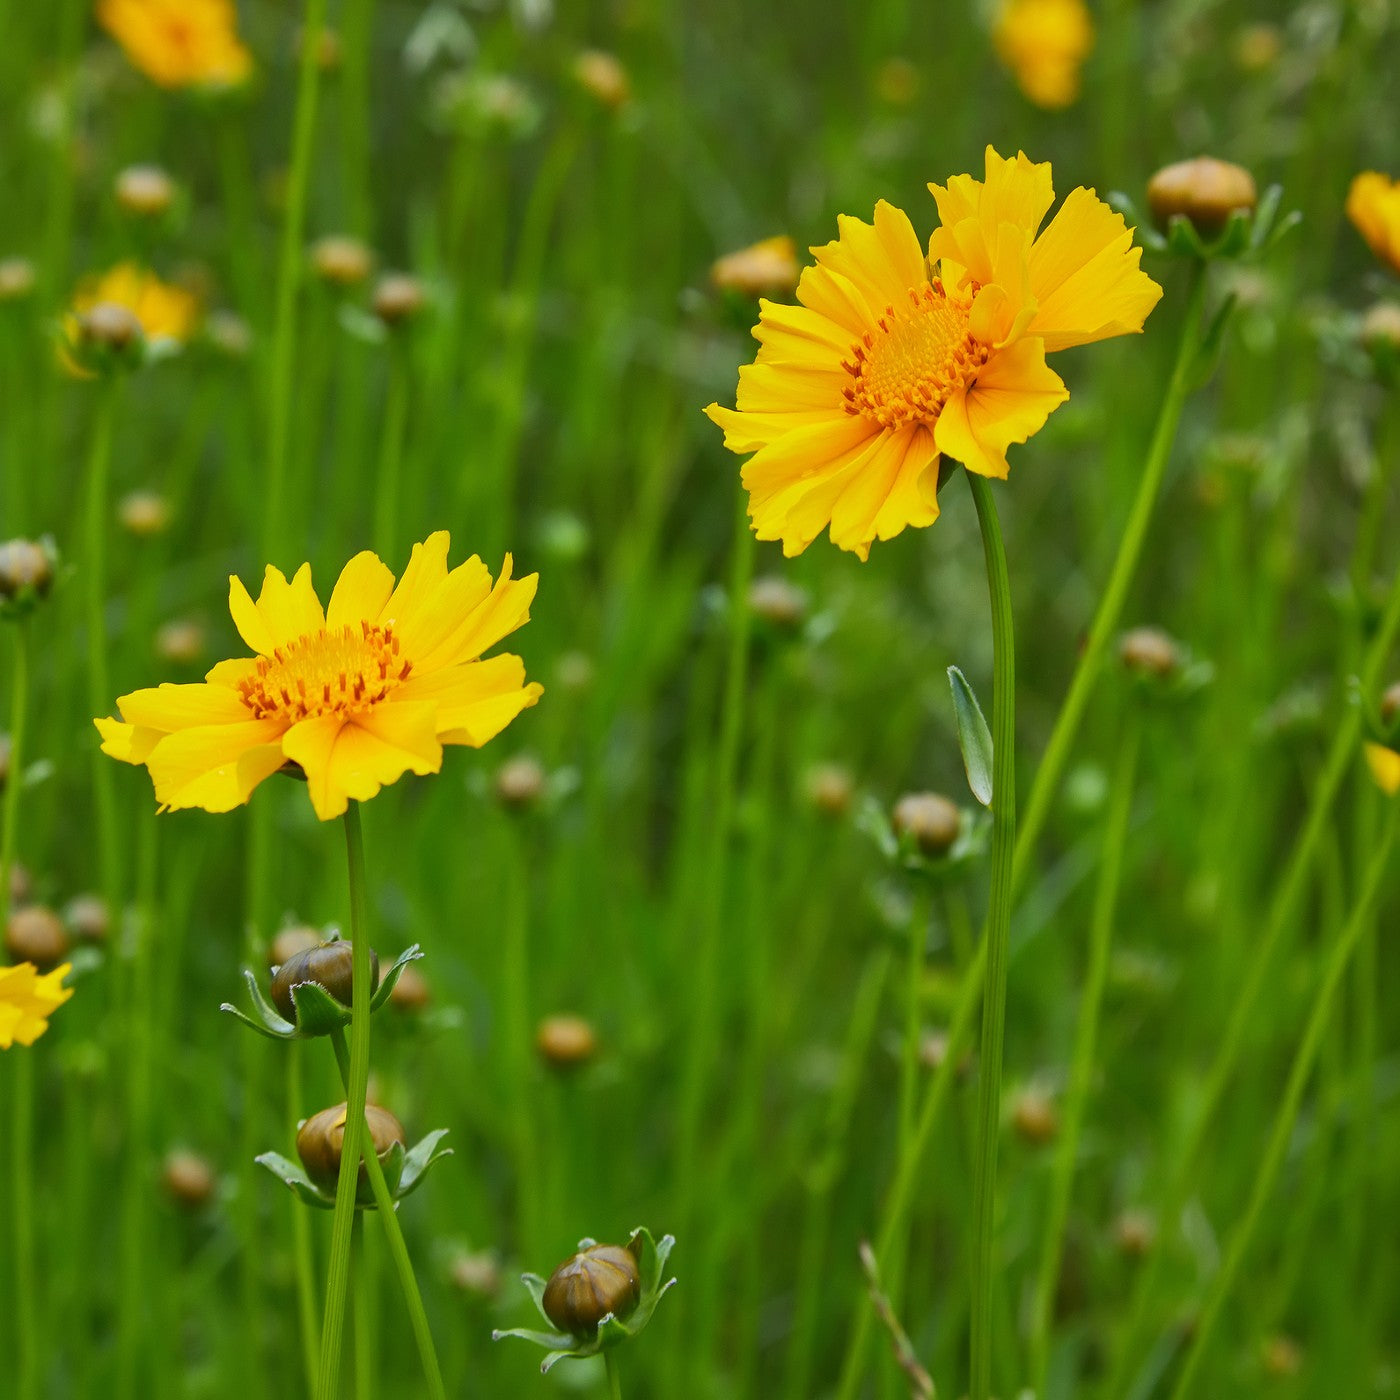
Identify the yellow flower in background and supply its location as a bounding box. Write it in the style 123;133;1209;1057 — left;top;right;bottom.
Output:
1365;742;1400;795
706;147;1162;559
73;262;200;346
0;962;73;1049
711;237;802;300
97;534;543;821
98;0;252;90
1347;172;1400;276
993;0;1094;109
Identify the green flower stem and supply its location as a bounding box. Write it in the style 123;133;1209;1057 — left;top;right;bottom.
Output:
605;1351;623;1400
898;890;931;1154
1012;261;1205;896
500;819;540;1261
1167;800;1400;1400
0;617;29;947
10;1049;36;1400
1028;713;1141;1391
264;0;328;561
289;1046;321;1396
328;1028;447;1400
316;805;374;1400
372;343;410;559
965;470;1017;1400
352;1215;371;1400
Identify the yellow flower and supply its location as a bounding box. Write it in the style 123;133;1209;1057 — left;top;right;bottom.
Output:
0;962;73;1049
706;147;1162;559
72;262;200;346
711;237;802;300
98;0;253;90
1365;742;1400;796
993;0;1094;110
1347;172;1400;276
96;534;544;821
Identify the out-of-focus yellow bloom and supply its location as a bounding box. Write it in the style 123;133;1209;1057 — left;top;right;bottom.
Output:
711;237;801;300
98;0;252;90
73;262;199;347
0;962;73;1049
97;534;543;821
1347;172;1400;276
994;0;1094;110
706;147;1162;559
1365;742;1400;795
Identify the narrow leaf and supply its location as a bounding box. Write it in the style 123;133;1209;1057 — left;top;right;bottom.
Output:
948;666;994;807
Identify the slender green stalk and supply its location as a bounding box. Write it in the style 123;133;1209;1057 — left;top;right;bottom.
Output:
899;891;930;1154
1029;714;1141;1389
500;819;539;1261
264;0;328;560
316;805;373;1400
352;1215;372;1400
1013;262;1205;896
965;470;1018;1400
0;618;29;942
11;1050;36;1400
372;345;410;559
217;113;260;327
289;1047;321;1396
605;1351;623;1400
1167;801;1400;1400
329;1027;448;1400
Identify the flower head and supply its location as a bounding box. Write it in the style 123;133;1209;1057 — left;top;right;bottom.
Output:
1347;172;1400;276
706;147;1162;558
1365;742;1400;796
98;0;253;90
96;533;543;821
0;962;73;1048
64;263;199;374
993;0;1094;110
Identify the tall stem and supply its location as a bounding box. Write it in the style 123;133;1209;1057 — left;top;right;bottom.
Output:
352;1215;372;1400
0;618;28;945
1029;714;1141;1389
289;1046;321;1395
316;805;373;1400
1167;801;1400;1400
966;470;1017;1400
372;345;410;559
605;1351;623;1400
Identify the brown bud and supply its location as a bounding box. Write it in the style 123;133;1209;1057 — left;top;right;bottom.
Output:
372;273;426;325
1012;1088;1059;1145
269;940;380;1023
296;1102;407;1204
1361;302;1400;354
64;893;110;944
495;755;545;808
1260;1334;1302;1378
711;236;800;300
8;861;32;907
205;309;253;357
892;792;961;856
1113;1209;1156;1258
1147;157;1258;237
389;963;431;1012
536;1014;598;1069
155;619;207;666
0;539;55;601
542;1241;641;1336
115;164;175;218
79;302;144;354
573;50;630;109
448;1247;502;1298
805;763;854;818
267;924;323;970
311;235;372;287
748;574;808;628
162;1148;217;1207
118;491;171;537
0;257;36;301
5;905;70;969
1119;626;1179;678
1381;681;1400;727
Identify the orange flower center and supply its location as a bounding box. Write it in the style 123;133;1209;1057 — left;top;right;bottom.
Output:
842;280;988;428
236;621;413;723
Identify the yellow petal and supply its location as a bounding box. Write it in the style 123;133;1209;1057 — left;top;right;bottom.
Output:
394;554;494;666
934;338;1067;478
95;717;137;762
812;201;927;314
229;574;275;655
380;532;452;629
827;423;941;557
417;561;540;671
1365;743;1400;796
396;653;541;744
255;562;326;649
116;682;251;731
929;147;1055;250
144;720;288;813
327;551;396;630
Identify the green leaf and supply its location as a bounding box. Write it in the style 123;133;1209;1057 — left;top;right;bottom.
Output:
948;666;994;807
397;1128;453;1197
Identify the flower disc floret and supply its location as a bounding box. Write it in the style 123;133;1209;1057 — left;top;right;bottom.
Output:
237;621;413;722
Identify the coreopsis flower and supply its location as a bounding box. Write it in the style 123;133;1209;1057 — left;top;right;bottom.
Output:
706;147;1162;558
993;0;1094;110
97;0;253;91
0;962;73;1049
96;534;543;821
1365;743;1400;796
711;237;801;300
65;262;199;372
1347;172;1400;276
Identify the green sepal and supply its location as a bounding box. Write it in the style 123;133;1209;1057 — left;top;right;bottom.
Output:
397;1128;453;1198
856;795;990;879
255;1152;336;1210
371;944;423;1011
947;665;994;807
1110;184;1299;264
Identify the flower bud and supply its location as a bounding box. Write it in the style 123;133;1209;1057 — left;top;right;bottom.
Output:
1012;1087;1059;1145
0;539;55;602
495;755;545;808
542;1241;642;1337
296;1102;407;1204
805;762;853;818
64;893;110;944
311;235;372;287
874;57;919;105
118;490;171;537
389;963;431;1011
536;1014;597;1069
269;939;379;1023
748;574;808;628
5;905;70;969
1260;1334;1302;1378
155;618;207;665
711;236;800;300
1381;681;1400;728
891;792;961;856
0;257;36;302
8;861;32;907
1119;625;1179;678
573;50;630;109
80;302;145;353
448;1247;502;1298
162;1148;217;1207
372;273;426;326
115;164;175;218
1361;302;1400;355
1113;1209;1156;1258
1146;157;1258;237
268;924;323;970
205;309;253;357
